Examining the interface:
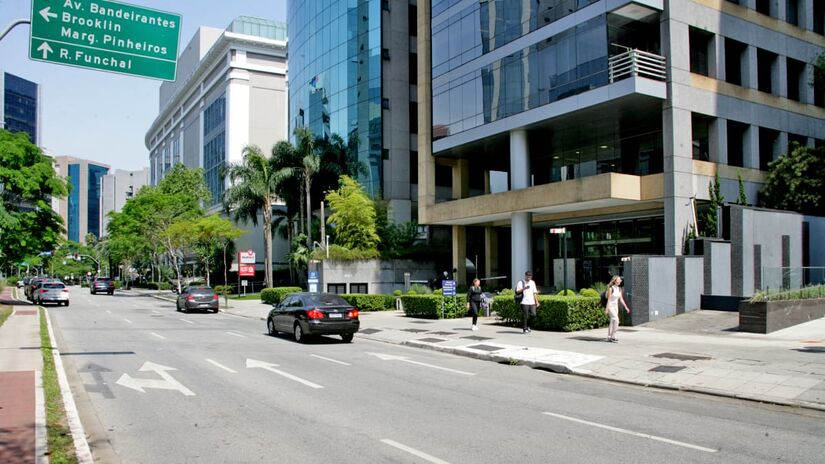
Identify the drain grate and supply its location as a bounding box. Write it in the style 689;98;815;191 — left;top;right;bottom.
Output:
466;344;505;352
402;328;429;333
650;365;686;373
416;337;447;343
461;335;493;341
358;328;382;334
428;331;457;336
652;352;711;361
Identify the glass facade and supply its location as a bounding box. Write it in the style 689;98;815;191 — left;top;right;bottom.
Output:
87;164;109;238
203;94;226;205
228;16;288;40
288;0;383;196
3;73;38;143
68;164;81;242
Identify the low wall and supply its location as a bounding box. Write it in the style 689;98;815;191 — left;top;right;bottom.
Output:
739;298;825;334
624;255;703;325
321;259;436;295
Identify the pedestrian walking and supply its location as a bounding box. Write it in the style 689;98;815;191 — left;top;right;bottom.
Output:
466;278;483;331
516;271;539;334
605;275;631;342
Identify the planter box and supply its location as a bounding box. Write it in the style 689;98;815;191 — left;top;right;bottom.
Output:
739;298;825;334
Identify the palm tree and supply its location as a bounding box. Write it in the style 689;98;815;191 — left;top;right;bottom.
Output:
222;144;293;288
294;127;320;249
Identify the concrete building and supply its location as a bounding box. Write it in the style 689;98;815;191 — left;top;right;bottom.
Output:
144;16;289;274
416;0;825;289
52;156;110;243
288;0;419;224
99;168;149;236
1;71;40;145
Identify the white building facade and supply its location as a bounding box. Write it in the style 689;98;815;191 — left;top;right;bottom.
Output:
99;168;149;237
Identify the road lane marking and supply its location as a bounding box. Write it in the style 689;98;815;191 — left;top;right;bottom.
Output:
205;359;237;374
149;332;166;340
226;331;246;338
311;354;351;366
116;361;195;396
246;359;323;389
180;318;194;324
380;439;451;464
106;310;111;314
152;310;161;314
542;412;717;453
123;318;133;324
367;352;475;376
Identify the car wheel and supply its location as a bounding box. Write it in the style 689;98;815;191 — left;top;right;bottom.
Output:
341;333;354;343
90;290;95;295
109;291;113;295
267;319;277;336
293;323;304;343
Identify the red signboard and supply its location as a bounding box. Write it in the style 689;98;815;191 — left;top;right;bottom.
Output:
239;265;255;277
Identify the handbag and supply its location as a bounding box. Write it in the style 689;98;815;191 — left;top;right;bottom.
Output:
513;280;524;304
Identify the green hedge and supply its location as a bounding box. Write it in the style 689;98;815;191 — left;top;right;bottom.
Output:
400;294;468;319
145;281;171;290
261;287;303;304
340;294;394;311
492;295;608;332
579;288;600;298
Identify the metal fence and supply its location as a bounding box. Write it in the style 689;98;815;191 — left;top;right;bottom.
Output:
608;48;667;83
757;267;825;300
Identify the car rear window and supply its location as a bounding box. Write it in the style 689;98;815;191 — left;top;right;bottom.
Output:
303;294;349;306
191;287;214;293
44;283;65;289
96;277;112;282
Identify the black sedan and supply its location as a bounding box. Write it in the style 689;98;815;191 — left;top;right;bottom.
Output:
176;286;220;313
267;292;359;343
90;277;115;295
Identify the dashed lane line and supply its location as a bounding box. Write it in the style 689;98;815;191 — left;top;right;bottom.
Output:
149;332;166;340
123;318;133;324
310;354;351;366
225;331;246;338
380;439;452;464
205;359;238;374
180;318;195;324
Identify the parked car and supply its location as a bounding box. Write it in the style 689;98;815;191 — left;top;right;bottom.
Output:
26;278;47;301
90;277;115;295
176;286;219;313
34;281;69;306
267;292;360;343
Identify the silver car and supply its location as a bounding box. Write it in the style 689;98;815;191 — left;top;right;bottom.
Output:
34;281;70;306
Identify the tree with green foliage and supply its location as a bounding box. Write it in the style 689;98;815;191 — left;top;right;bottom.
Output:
736;172;748;205
0;130;70;267
759;144;825;216
187;214;245;287
701;172;724;237
326;175;380;251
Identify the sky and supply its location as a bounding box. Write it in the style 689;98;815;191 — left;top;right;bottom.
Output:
0;0;286;171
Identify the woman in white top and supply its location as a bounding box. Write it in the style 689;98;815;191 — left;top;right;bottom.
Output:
605;275;631;342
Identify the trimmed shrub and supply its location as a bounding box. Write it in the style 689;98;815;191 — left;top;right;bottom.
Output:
261;286;303;304
410;283;432;294
579;288;600;298
433;288;443;295
214;285;233;308
401;294;468;319
557;289;576;296
145;281;171;290
492;295;607;331
340;294;393;311
393;289;402;296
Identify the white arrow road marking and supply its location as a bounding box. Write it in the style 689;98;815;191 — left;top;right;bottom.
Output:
123;318;133;324
246;358;323;389
225;331;246;338
542;412;717;453
116;362;195;396
37;42;53;59
311;354;350;366
39;7;57;22
380;439;452;464
149;332;166;340
205;359;237;374
179;318;194;324
367;352;475;376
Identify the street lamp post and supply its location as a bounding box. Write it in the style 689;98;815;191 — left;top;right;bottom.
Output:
550;227;568;294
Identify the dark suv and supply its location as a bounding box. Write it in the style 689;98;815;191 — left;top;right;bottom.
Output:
90;277;115;295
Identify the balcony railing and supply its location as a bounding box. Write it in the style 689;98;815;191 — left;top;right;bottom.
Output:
608;49;667;83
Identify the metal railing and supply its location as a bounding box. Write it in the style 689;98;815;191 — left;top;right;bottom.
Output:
759;267;825;293
608;49;667;83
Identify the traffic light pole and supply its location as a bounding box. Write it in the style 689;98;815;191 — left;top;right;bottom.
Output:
0;19;30;43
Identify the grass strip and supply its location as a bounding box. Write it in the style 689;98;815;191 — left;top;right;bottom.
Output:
39;307;78;464
0;306;12;328
229;293;261;300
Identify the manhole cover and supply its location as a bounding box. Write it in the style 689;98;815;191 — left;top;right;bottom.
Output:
416;337;447;343
466;344;505;352
402;328;429;333
428;331;457;336
462;335;493;341
650;365;686;373
359;328;382;334
651;352;711;361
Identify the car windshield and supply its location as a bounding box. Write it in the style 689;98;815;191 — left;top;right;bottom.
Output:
302;294;349;306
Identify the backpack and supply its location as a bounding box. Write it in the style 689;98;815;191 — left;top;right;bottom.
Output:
514;281;524;304
599;289;608;308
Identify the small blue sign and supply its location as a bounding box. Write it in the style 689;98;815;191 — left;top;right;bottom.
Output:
442;280;456;296
308;271;319;280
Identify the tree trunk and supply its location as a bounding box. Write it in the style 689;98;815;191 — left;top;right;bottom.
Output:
287;217;295;283
205;256;211;287
305;175;312;248
223;242;228;287
263;201;273;288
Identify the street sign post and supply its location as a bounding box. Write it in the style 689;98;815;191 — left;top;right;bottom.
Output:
307;271;319;293
29;0;181;80
550;227;569;294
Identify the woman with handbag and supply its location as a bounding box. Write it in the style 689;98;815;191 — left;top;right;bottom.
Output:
605;275;631;342
466;278;483;331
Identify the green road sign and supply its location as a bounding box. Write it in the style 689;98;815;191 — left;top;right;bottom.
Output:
29;0;181;81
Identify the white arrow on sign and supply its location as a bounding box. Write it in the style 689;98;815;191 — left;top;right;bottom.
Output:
367;352;475;376
246;358;324;389
116;361;195;396
37;42;53;59
39;7;58;22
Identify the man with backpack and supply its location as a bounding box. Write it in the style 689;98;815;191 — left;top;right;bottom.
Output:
515;271;539;334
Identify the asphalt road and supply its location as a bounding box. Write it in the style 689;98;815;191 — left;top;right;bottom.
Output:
49;288;825;464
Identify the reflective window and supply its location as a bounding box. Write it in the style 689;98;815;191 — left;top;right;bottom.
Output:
68;164;80;242
87;164;109;238
203;94;226;205
3;73;38;143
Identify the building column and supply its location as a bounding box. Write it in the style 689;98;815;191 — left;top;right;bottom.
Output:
225;68;251;166
743;46;758;90
510;129;532;286
774;0;787;21
510;129;530;190
777;132;789;160
663;106;695;255
452;225;467;286
741;0;756;9
543;233;551;287
484;226;499;279
804;63;816;105
744;124;760;170
801;0;814;31
776;55;788;98
710;117;728;165
711;34;725;81
452;158;469;200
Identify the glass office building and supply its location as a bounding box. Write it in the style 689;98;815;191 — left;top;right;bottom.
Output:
288;0;383;196
56;157;110;243
1;72;39;144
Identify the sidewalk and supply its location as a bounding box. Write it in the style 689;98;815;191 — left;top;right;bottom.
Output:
0;287;46;464
152;289;825;412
